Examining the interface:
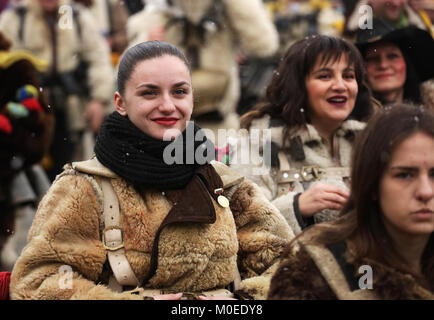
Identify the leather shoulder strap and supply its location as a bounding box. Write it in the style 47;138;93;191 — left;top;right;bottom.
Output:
276;151;293;197
99;177;139;290
72;157;118;178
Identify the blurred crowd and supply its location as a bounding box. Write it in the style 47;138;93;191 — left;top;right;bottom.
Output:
0;0;433;298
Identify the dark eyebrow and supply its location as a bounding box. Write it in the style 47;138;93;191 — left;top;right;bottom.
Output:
312;68;332;74
389;166;418;172
135;81;190;90
136;83;158;90
173;81;190;88
311;67;355;74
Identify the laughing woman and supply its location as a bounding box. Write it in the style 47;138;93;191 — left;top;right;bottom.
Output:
268;104;434;300
230;35;374;235
8;41;293;300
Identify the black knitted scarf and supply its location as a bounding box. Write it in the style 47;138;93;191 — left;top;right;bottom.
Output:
94;112;214;190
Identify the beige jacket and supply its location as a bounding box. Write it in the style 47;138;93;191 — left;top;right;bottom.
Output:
0;0;114;102
229;115;366;235
126;0;279;116
10;159;293;300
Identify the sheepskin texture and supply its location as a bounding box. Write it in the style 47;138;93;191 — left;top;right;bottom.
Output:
9;161;293;299
126;0;278;116
268;241;434;300
229;115;366;235
0;0;114;101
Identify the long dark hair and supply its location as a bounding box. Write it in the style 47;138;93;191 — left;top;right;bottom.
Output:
299;104;434;287
240;35;373;136
117;41;191;95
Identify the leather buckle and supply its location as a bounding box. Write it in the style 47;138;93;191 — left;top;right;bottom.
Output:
301;165;322;182
102;226;124;251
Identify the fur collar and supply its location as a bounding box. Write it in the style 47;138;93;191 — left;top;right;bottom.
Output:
354;256;434;300
250;114;366;149
270;241;433;300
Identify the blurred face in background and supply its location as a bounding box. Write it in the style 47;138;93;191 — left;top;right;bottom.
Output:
364;41;406;102
37;0;60;12
369;0;408;22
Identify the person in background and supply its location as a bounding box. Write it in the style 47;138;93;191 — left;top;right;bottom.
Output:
355;18;434;109
9;41;293;300
0;0;114;180
0;31;53;271
122;0;144;15
344;0;433;38
229;35;374;237
268;104;434;300
73;0;129;66
0;0;9;12
272;0;346;53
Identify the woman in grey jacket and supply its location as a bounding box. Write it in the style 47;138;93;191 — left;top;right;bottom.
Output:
230;35;374;235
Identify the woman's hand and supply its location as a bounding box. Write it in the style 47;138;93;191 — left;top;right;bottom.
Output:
298;182;349;218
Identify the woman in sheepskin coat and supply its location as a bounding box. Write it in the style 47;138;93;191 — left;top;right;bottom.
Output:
268;105;434;300
126;0;279;119
230;35;375;236
9;41;293;300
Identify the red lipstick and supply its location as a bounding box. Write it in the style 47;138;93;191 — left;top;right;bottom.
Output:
153;117;178;126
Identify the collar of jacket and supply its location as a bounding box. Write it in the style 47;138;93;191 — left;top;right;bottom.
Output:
300;238;434;299
251;114;366;149
357;256;434;299
346;241;434;300
72;156;244;189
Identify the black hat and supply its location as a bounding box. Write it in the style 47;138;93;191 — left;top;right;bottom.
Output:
355;18;434;82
